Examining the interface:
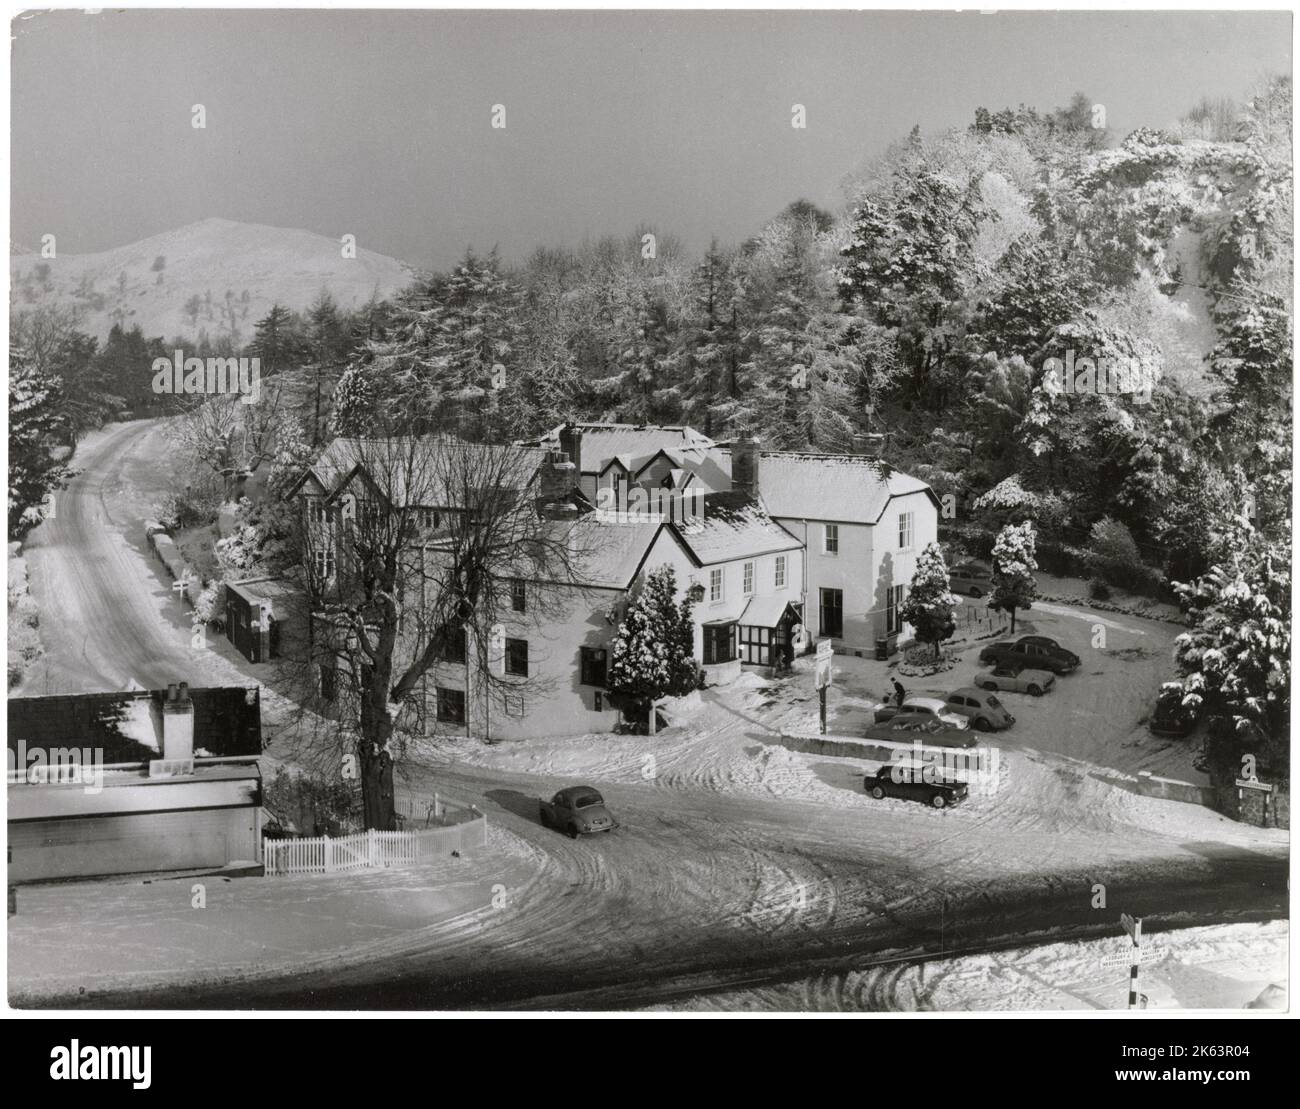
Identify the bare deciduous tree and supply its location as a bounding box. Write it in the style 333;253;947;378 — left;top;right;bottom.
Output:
283;424;593;829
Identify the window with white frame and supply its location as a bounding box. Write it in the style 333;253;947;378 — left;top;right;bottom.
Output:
774;555;787;589
709;567;724;603
823;523;839;555
898;511;914;550
886;584;906;636
743;561;755;595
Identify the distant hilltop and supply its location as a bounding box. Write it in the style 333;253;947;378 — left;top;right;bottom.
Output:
10;217;416;342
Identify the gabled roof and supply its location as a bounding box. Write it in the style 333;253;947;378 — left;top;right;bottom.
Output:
290;437;549;508
547;423;716;471
535;423;731;493
567;519;668;590
670;492;801;566
709;448;938;525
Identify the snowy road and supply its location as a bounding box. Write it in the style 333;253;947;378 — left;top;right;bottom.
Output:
13;420;1289;1011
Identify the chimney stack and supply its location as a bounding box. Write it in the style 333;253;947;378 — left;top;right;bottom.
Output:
853;432;887;459
538;450;578;519
732;434;761;500
558;423;583;478
157;682;195;762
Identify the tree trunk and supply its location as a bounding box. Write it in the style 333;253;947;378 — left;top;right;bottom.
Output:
359;677;397;830
1010;608;1017;634
647;697;657;736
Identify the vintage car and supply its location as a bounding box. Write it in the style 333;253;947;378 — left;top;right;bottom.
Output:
949;560;994;598
864;763;968;808
539;786;618;837
873;695;969;730
979;636;1080;675
864;718;980;749
1149;682;1198;738
942;687;1015;731
975;663;1056;696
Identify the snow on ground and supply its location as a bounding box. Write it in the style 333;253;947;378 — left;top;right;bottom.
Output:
409;598;1263;851
647;921;1289;1012
7;824;539;1002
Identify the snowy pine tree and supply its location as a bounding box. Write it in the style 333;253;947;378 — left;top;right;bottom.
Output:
1174;521;1290;770
899;542;960;657
8;346;71;538
606;564;699;734
989;521;1039;633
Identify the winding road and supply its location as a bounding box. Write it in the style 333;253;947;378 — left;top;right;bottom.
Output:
14;420;1289;1011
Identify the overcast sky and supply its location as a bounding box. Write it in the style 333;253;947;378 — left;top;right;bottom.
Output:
10;8;1292;269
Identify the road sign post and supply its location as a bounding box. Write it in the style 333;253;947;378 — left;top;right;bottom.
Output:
1119;914;1143;1010
815;639;832;734
1236;778;1274;825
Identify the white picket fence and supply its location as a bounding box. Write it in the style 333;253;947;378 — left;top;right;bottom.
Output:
263;803;486;877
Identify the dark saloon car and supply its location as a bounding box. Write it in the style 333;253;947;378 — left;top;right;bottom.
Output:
978;635;1080;675
539;786;618;837
1149;682;1197;738
864;762;968;808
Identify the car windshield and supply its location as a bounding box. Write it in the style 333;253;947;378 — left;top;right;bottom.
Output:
574;794;604;808
986;695;1002;708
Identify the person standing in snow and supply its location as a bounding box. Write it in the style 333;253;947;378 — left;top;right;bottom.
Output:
892;678;906;707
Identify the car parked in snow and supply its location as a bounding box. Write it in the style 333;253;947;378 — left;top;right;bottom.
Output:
539;786;618;837
873;695;969;730
1149;682;1197;738
864;718;980;749
978;636;1079;675
975;663;1056;696
949;560;993;598
864;763;968;808
943;687;1014;731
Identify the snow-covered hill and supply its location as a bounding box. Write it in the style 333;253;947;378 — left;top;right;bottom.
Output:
10;217;415;342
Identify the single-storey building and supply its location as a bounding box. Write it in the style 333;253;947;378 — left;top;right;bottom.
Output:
7;683;264;882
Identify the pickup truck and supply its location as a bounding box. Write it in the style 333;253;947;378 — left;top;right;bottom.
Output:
978;635;1080;675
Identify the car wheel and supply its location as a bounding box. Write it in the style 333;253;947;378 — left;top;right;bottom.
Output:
980;680;996;691
931;793;947;809
871;786;886;800
974;717;991;731
1028;684;1043;697
567;824;580;839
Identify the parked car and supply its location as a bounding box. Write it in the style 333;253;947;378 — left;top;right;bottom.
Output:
539;786;618;837
864;763;968;808
979;636;1079;675
873;695;969;730
949;560;993;598
975;663;1056;696
1149;682;1197;738
943;687;1014;731
864;718;980;749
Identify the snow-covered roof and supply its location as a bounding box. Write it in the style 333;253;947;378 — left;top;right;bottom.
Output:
739;595;801;628
671;493;801;566
567;519;666;590
535;423;731;492
709;448;936;525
